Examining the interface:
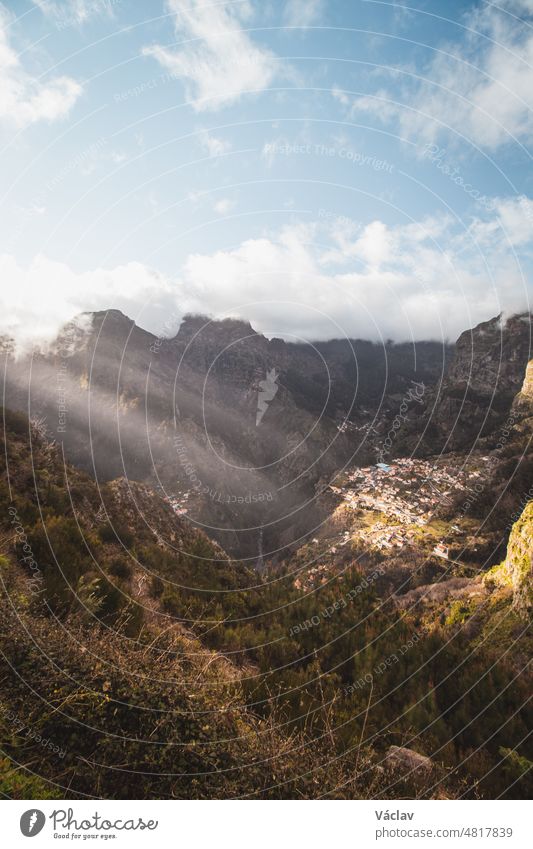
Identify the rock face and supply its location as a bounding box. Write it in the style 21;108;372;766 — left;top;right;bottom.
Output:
395;577;488;609
446;314;531;393
522;361;533;398
504;501;533;616
514;359;533;410
393;313;532;456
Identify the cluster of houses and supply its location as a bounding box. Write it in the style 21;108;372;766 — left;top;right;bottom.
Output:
359;521;417;552
338;458;471;516
293;562;329;590
162;491;190;516
336;418;377;435
328;457;479;552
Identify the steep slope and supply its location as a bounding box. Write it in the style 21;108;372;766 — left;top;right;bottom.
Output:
0;407;368;799
1;408;531;798
1;310;530;568
488;501;533;616
506;499;533;614
1;310;448;562
390;313;532;457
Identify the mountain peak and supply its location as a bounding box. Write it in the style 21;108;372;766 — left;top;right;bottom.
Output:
173;313;260;344
89;308;135;324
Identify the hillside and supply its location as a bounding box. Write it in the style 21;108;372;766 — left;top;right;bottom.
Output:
0;406;531;799
0;407;361;799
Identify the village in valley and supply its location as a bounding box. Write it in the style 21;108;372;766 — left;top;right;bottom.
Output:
289;454;491;592
327;456;486;555
156;452;489;592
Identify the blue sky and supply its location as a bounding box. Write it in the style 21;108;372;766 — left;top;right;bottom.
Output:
1;0;532;349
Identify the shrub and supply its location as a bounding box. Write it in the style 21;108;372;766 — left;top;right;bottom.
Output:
107;555;132;579
98;522;134;548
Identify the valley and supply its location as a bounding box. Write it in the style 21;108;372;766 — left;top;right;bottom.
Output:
0;309;531;800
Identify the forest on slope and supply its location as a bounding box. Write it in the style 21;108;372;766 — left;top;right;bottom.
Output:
0;407;531;799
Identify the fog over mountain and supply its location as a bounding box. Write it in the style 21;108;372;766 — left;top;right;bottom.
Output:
2;308;530;563
2;203;532;355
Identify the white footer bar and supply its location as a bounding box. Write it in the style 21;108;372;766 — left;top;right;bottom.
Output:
2;799;530;848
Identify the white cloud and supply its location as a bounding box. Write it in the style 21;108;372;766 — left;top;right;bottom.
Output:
199;130;232;157
1;200;531;352
494;196;533;245
213;197;235;215
462;195;533;249
142;0;279;111
500;1;533;12
0;8;81;128
0;255;174;354
336;3;533;150
176;204;532;343
31;0;118;26
282;0;324;29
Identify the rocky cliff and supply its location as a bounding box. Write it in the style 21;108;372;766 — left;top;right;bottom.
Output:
514;359;533;411
391;313;532;456
503;501;533;615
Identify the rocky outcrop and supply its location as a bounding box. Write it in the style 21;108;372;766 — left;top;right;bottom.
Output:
395;577;488;609
445;313;531;394
392;313;532;456
385;746;434;776
521;360;533;400
503;501;533;616
514;359;533;412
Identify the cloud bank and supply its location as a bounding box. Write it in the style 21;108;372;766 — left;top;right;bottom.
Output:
1;197;531;353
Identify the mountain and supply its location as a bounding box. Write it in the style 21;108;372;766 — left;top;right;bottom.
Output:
1;310;449;562
0;310;531;800
388;313;532;457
